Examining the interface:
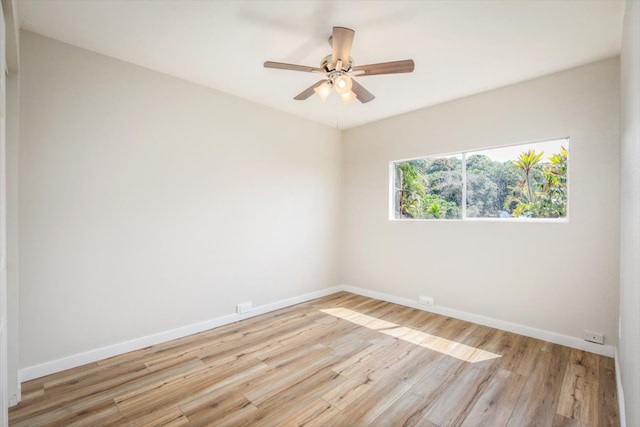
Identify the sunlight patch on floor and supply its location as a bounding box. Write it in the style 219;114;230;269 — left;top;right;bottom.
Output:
321;307;501;363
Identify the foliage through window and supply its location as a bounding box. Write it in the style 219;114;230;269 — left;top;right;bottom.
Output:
392;139;568;220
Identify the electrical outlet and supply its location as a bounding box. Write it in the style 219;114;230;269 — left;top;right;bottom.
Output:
237;302;252;314
419;296;434;307
583;330;604;345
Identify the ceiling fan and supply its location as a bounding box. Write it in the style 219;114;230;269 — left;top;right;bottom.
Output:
264;26;415;104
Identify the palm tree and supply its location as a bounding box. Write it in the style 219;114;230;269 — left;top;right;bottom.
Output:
513;150;544;204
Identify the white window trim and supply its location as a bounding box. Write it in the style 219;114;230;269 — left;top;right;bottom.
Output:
389;138;570;222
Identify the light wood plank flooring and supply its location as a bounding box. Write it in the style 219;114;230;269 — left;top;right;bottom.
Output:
9;292;619;426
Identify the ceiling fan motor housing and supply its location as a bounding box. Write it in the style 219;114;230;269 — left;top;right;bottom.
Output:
321;54;353;72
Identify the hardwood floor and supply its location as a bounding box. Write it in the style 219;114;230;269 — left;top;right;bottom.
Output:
9;292;619;426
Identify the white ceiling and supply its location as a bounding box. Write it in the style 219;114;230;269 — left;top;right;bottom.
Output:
17;0;625;129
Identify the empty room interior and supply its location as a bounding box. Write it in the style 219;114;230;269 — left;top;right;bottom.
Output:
0;0;638;426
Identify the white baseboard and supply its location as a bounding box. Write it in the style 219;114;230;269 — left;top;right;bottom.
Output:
614;349;626;427
19;283;616;384
7;385;19;407
338;285;615;357
19;286;342;383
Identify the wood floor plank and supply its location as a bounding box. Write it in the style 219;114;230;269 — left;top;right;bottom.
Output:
234;367;347;426
9;292;618;427
553;413;591;427
339;340;417;383
178;391;255;427
10;359;172;426
507;343;572;426
242;350;337;407
115;353;265;419
321;373;380;410
392;345;444;384
471;328;517;372
369;368;454;427
174;364;265;418
325;373;413;426
460;368;527;427
324;330;370;356
557;348;601;425
499;334;545;377
332;339;415;380
281;398;342;427
598;355;620;427
424;364;496;426
121;406;188;427
368;391;437;427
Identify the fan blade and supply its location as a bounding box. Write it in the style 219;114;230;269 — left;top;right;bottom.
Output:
351;79;375;103
352;59;415;76
294;80;326;100
331;27;355;70
264;61;324;73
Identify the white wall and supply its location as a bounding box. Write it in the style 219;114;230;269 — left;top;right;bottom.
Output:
342;59;620;346
3;1;19;412
619;1;640;425
18;31;342;370
0;4;6;423
5;74;19;405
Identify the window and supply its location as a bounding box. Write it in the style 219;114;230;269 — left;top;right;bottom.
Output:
391;138;568;220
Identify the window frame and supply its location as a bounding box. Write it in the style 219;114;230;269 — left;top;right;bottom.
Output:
389;138;570;223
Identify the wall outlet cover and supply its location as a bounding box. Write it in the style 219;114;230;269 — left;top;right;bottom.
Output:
237;302;253;314
583;330;604;345
419;296;434;307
